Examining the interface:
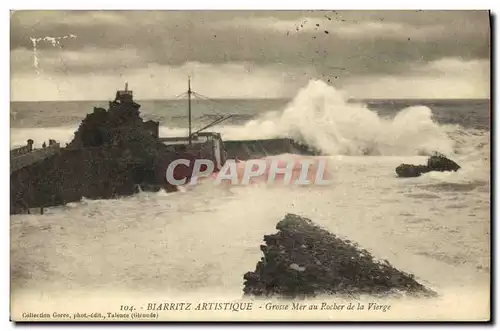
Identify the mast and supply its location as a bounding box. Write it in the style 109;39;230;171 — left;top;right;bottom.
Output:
188;76;192;145
184;76;233;139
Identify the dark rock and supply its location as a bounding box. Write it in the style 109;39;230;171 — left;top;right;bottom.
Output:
10;90;183;214
426;153;460;172
395;164;430;178
395;152;461;178
243;213;437;299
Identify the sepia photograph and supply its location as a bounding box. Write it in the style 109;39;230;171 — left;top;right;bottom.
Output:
9;9;491;322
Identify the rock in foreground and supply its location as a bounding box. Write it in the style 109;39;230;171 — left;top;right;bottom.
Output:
396;152;460;178
243;214;437;299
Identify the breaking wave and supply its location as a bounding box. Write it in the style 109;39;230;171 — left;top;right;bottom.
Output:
215;80;463;157
10;80;489;162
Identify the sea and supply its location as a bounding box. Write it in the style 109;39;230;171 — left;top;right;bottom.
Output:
10;80;491;321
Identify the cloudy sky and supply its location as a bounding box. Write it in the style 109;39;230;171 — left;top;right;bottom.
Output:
10;10;490;101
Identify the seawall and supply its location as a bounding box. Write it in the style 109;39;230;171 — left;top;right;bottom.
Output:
223;138;318;160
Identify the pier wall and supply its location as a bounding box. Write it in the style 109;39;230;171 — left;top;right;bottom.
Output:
10;142;183;214
223;138;317;160
10;145;32;157
11;147;139;213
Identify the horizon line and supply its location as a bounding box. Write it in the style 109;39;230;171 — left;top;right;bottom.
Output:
10;97;491;103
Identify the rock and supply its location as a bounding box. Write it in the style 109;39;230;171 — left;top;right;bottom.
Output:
243;213;437;299
10;89;182;214
426;153;460;172
289;263;306;272
395;152;461;178
395;164;430;178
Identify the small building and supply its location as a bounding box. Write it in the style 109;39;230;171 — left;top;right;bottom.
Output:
109;82;140;110
115;82;133;103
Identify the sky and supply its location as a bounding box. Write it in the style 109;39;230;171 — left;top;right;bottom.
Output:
10;10;491;101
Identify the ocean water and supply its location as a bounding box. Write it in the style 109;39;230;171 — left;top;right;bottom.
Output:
10;80;491;321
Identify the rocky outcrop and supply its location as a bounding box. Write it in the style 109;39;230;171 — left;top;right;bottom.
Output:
395;164;431;178
10;95;181;214
243;213;437;299
395;153;461;178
